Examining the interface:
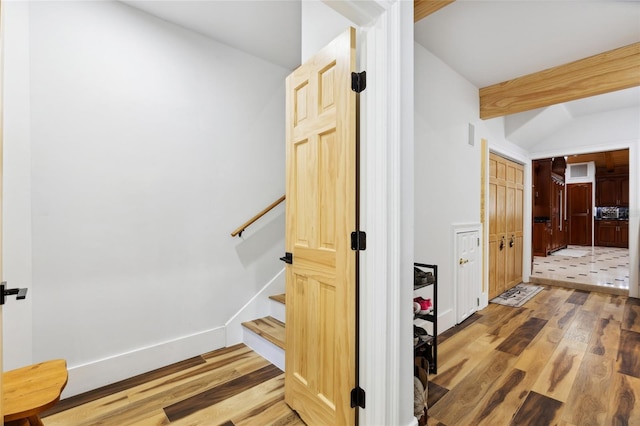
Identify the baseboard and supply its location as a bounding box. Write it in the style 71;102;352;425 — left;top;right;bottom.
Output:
225;268;285;346
63;326;226;398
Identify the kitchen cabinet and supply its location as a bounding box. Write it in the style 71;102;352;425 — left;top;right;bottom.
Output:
532;157;566;256
532;221;549;257
595;220;628;248
596;167;629;207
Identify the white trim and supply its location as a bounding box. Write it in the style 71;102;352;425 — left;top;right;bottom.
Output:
224;268;285;346
339;0;413;424
64;326;225;398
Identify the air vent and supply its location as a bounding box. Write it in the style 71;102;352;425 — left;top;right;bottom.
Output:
569;164;588;178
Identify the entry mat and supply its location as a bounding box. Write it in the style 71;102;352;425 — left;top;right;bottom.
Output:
490;283;544;308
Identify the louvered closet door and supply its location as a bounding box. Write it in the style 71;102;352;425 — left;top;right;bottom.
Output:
489;153;524;299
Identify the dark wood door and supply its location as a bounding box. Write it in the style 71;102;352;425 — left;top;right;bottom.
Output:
568;183;592;246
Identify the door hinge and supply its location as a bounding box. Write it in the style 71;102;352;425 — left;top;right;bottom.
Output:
351;386;366;408
279;252;293;264
1;282;28;305
351;231;367;251
477;237;480;246
477;297;480;306
351;71;366;93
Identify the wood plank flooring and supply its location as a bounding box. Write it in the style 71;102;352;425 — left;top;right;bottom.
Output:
425;285;640;425
42;344;303;426
42;285;640;425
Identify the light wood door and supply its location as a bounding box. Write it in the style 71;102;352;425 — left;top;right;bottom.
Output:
284;28;357;426
568;183;592;246
489;153;524;299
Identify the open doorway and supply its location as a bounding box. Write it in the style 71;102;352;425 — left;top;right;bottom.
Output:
530;149;629;295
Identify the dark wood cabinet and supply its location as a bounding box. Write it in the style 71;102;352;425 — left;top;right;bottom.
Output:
620;222;629;248
532;157;566;256
596;167;629;207
532;221;550;256
595;220;628;248
620;178;629;206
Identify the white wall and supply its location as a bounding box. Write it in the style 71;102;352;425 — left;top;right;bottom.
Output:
8;0;288;396
414;43;536;331
2;0;33;370
414;43;484;332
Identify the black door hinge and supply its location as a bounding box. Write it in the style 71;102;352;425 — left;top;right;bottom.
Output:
351;386;366;408
279;252;293;264
351;71;366;93
351;231;366;251
1;282;28;305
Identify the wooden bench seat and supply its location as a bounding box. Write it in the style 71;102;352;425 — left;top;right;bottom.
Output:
4;359;68;426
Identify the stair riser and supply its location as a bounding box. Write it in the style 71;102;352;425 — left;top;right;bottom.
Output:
243;328;285;371
270;299;286;323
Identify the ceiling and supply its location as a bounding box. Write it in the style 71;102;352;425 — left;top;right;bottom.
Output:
120;0;301;70
120;0;639;149
415;1;640;148
567;149;629;169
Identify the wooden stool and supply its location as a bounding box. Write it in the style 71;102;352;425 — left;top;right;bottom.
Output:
4;359;68;426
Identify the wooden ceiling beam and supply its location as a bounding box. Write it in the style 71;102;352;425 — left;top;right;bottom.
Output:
479;42;640;119
414;0;455;22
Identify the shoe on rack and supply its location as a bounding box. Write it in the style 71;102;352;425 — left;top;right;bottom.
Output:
414;267;435;286
413;297;433;314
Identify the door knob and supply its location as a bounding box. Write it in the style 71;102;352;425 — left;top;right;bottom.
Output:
0;282;28;305
509;235;515;247
459;258;468;265
499;236;505;250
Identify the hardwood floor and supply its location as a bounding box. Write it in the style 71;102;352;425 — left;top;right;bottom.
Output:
43;285;639;425
425;285;640;425
42;344;303;426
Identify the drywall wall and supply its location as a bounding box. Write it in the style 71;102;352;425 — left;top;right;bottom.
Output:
414;42;483;333
414;42;534;331
25;1;287;396
2;0;33;370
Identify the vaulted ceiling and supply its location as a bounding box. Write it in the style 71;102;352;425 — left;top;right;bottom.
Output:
414;0;640;148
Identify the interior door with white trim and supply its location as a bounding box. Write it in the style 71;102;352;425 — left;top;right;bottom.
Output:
457;230;479;323
284;27;357;426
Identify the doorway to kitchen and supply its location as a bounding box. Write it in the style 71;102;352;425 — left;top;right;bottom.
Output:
530;149;630;295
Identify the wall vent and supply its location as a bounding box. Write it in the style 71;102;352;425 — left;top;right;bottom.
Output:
568;164;588;178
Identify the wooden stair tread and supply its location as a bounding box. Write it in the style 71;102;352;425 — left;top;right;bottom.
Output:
242;316;285;350
268;294;286;305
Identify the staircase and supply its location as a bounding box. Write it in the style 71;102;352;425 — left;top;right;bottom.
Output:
241;294;286;371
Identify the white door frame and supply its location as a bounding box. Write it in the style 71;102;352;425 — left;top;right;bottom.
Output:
321;1;415;425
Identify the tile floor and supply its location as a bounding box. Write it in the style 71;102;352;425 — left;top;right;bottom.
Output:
531;245;629;295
